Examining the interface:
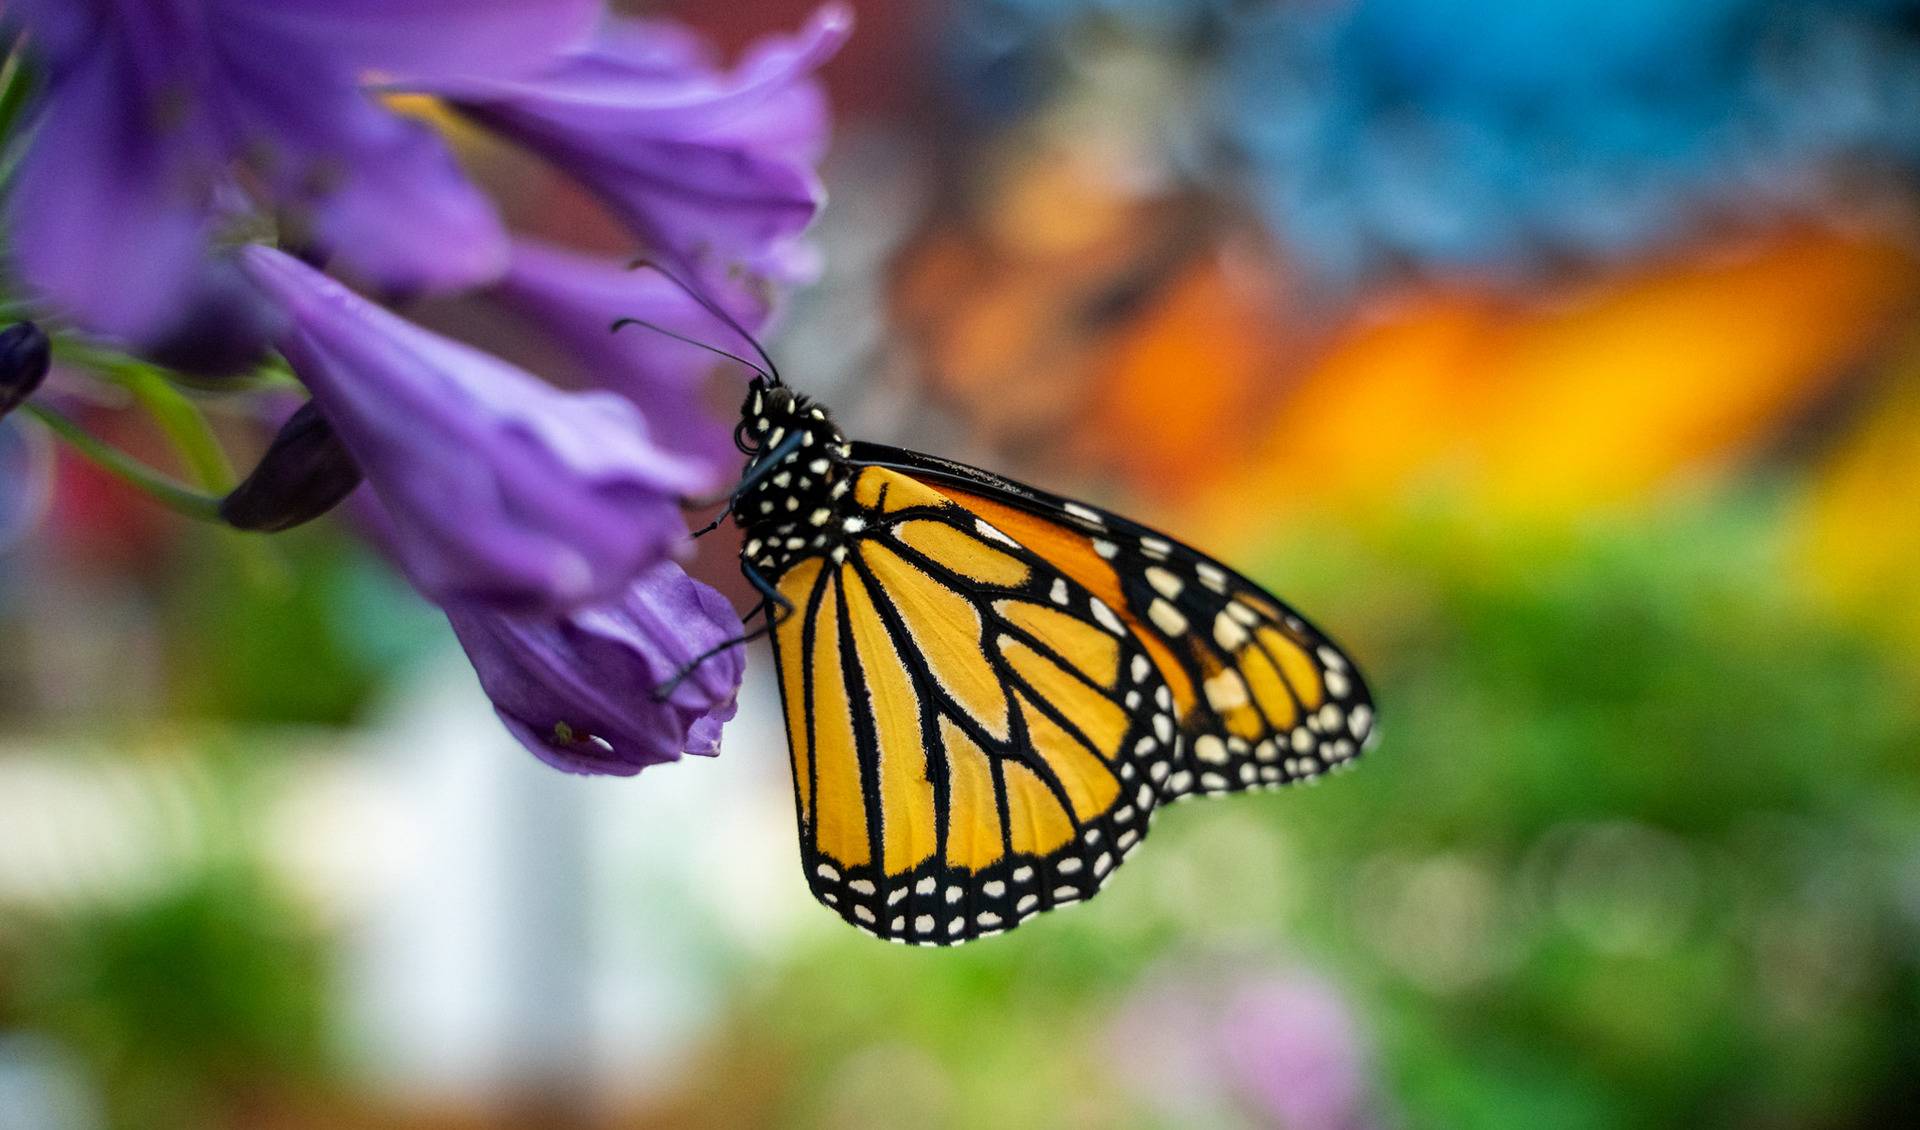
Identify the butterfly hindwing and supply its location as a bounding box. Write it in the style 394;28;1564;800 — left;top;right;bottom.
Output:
1090;508;1375;798
846;443;1376;802
768;467;1180;944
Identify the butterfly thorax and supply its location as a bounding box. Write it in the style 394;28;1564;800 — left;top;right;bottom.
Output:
734;379;857;575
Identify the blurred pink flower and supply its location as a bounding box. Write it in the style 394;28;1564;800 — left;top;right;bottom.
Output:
1110;960;1380;1130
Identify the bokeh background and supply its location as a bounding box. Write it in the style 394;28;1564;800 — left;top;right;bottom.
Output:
5;1;1920;1127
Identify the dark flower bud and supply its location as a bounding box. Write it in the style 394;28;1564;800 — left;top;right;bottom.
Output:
0;321;52;420
138;259;284;382
220;401;364;532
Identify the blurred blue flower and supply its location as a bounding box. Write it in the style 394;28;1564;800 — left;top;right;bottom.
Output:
950;0;1920;283
445;560;744;775
3;0;598;345
433;4;851;312
240;246;711;614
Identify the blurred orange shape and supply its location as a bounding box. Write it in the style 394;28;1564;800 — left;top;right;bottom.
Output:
1189;225;1920;550
1470;227;1919;516
1078;254;1290;494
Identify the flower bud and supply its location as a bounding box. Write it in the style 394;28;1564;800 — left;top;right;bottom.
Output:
220;401;364;532
0;322;52;420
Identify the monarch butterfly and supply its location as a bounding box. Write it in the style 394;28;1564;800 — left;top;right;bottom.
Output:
718;372;1375;946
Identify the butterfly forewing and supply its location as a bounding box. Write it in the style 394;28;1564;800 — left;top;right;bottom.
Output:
768;467;1181;944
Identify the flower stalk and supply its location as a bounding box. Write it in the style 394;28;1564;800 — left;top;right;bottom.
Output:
19;400;225;521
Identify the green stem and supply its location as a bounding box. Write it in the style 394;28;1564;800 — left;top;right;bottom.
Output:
120;366;237;491
22;402;226;522
49;344;240;492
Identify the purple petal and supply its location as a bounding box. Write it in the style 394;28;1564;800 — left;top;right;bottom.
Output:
446;561;745;776
438;4;851;304
212;0;600;80
221;46;510;295
241;246;714;613
493;240;755;469
5;29;217;343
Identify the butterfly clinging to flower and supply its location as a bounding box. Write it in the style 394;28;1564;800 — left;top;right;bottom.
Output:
705;364;1375;946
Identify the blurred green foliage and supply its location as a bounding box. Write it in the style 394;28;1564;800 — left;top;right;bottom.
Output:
5;492;1917;1130
166;530;442;725
0;747;338;1130
700;493;1920;1130
4;867;333;1130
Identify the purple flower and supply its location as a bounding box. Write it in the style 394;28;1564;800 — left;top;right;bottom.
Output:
239;245;712;613
445;561;745;775
1218;974;1375;1130
1110;962;1380;1130
492;239;754;469
4;0;599;345
429;4;851;312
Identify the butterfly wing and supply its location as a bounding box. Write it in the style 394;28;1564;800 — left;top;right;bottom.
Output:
849;443;1377;801
767;466;1180;945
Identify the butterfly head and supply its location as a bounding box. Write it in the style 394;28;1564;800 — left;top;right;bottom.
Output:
734;377;856;569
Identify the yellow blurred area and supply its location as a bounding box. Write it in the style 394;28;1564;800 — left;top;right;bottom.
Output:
1176;225;1920;549
1796;334;1920;652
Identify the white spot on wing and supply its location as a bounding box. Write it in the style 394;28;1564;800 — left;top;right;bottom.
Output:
1204;670;1249;712
1146;566;1183;599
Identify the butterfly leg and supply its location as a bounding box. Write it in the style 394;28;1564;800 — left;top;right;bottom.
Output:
742;559;796;626
690;504;733;538
681;430;807;512
650;562;794;702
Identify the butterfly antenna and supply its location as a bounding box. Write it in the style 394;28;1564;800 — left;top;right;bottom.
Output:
611;317;773;381
629;258;785;387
